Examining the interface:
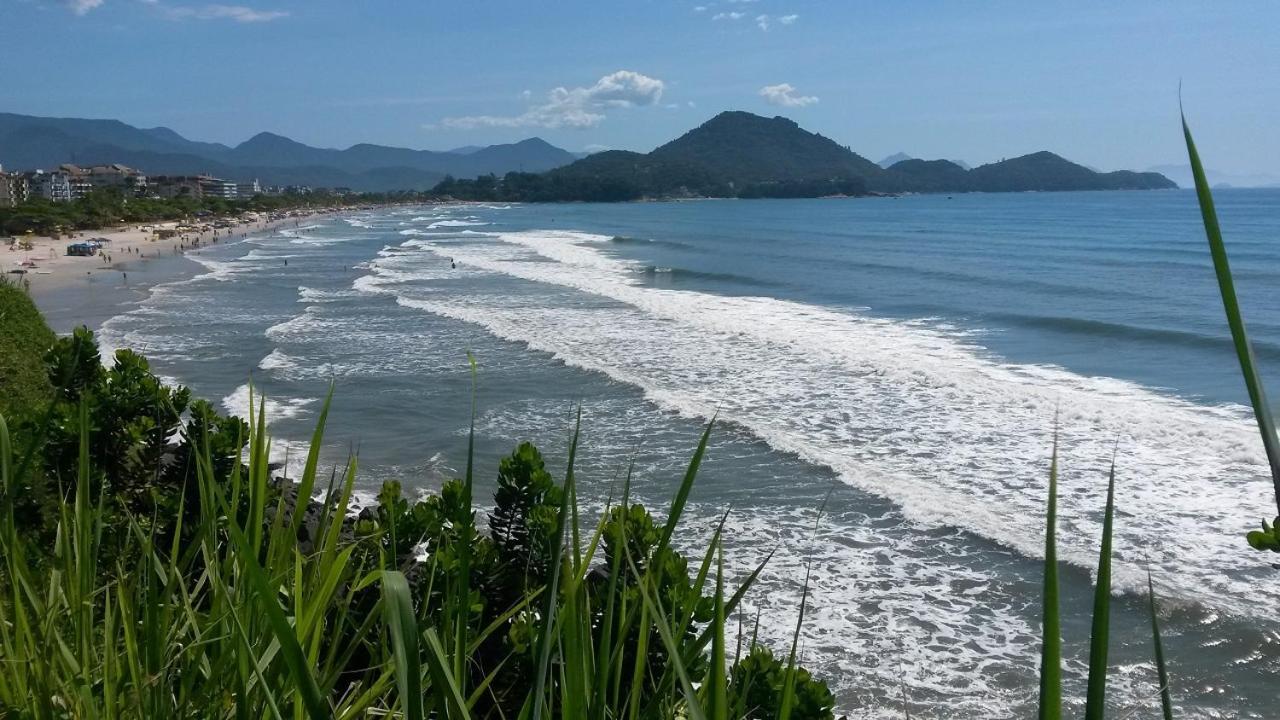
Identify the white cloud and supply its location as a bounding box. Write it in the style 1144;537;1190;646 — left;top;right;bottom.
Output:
755;13;769;30
759;83;819;107
712;11;744;20
779;14;798;24
165;4;288;22
66;0;104;14
137;1;288;22
442;70;666;130
693;5;707;11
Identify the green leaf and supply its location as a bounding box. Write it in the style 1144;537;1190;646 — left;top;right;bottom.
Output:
382;570;424;720
1037;433;1061;720
1148;571;1175;720
1182;112;1280;518
1083;460;1117;720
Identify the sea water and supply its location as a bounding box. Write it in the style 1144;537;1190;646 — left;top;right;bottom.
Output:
99;190;1280;717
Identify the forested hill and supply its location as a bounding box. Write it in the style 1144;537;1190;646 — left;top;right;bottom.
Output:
434;111;1176;201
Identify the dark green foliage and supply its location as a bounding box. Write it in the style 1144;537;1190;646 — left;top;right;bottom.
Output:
0;282;56;441
487;442;563;604
10;325;248;555
728;646;835;720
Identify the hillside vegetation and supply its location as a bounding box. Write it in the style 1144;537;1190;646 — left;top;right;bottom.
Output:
0;283;55;426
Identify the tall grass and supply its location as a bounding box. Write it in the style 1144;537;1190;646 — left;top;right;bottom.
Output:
0;386;835;718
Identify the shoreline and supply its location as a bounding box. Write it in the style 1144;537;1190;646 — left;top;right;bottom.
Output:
14;208;342;334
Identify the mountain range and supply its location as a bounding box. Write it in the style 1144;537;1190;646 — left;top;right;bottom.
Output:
0;112;577;191
0;110;1177;197
507;112;1176;200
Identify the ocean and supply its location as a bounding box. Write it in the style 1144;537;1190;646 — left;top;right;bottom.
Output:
97;190;1280;717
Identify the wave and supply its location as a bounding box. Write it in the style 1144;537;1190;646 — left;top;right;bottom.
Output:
259;348;300;372
991;312;1280;361
609;235;694;250
427;219;490;229
221;382;316;422
366;228;1275;626
631;264;781;289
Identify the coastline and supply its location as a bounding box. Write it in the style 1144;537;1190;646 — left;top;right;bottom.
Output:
14;209;340;334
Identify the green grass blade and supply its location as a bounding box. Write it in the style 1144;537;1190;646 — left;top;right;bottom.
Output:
1182;114;1280;514
423;627;473;720
655;418;714;560
1147;571;1174;720
1083;459;1117;720
291;383;334;536
382;570;424;720
1037;433;1061;720
224;520;330;719
707;541;728;720
530;408;582;720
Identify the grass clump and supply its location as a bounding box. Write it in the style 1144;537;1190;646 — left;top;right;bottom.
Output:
0;327;838;719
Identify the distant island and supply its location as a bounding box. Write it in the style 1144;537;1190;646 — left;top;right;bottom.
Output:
0;110;1176;201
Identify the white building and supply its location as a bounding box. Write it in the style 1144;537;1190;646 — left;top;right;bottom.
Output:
198;176;238;200
24;170;73;202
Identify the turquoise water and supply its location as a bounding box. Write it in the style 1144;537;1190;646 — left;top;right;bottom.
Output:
100;190;1280;717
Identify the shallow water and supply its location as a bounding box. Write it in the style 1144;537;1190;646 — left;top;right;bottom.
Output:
97;191;1280;717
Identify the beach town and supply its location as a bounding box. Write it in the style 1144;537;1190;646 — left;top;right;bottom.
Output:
0;161;377;296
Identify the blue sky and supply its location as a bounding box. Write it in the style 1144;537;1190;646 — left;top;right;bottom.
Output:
4;1;1279;174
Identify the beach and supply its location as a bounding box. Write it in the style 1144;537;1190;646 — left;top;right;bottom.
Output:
10;208;341;332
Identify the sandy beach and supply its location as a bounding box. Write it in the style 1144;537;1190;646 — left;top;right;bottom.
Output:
9;208;344;332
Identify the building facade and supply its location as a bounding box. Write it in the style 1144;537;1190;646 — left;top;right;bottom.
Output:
0;169;28;207
198;176;238;200
24;170;73;202
236;179;261;197
92;164;148;195
149;175;205;200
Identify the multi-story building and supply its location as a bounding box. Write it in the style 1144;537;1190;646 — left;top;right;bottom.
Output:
198;175;238;200
149;175;205;200
59;164;94;200
236;179;261;197
0;167;28;207
24;170;73;202
91;164;148;196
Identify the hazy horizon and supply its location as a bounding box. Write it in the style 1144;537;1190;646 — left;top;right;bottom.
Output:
5;1;1279;176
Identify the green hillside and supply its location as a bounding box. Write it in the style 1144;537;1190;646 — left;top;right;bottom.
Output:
0;283;55;426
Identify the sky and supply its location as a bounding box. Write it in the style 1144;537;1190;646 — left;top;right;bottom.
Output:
3;1;1280;174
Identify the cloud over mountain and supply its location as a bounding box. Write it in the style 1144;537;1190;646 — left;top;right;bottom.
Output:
759;83;818;107
442;70;665;130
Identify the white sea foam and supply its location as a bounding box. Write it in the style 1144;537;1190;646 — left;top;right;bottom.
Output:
370;229;1276;623
259;348;300;371
221;382;316;422
427;219;489;229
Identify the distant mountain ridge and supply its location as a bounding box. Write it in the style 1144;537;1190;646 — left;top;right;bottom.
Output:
529;111;1176;200
0;110;1177;197
0;112;577;191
